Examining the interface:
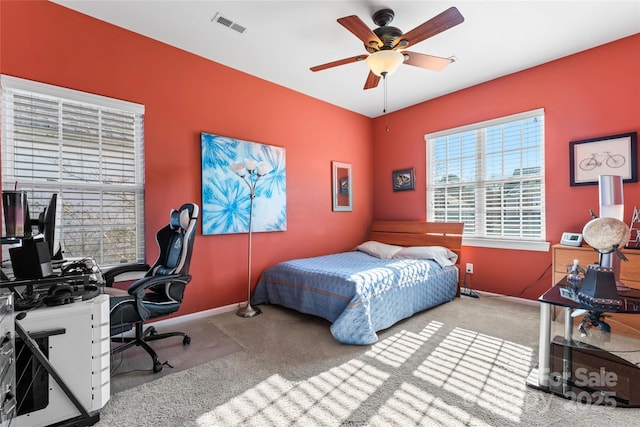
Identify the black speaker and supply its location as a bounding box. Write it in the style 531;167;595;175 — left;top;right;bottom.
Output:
9;238;53;279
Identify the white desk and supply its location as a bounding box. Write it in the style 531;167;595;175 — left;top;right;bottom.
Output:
14;294;110;427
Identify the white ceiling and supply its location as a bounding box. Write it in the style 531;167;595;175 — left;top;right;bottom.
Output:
52;1;640;118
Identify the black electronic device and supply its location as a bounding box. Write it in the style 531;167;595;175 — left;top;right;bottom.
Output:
560;232;583;246
80;284;100;301
43;283;74;306
36;193;62;261
9;237;53;279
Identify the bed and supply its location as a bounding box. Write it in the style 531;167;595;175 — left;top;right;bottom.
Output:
251;221;464;345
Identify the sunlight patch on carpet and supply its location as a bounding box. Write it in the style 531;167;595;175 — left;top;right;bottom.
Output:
365;321;443;367
197;359;389;426
368;382;494;427
414;327;533;423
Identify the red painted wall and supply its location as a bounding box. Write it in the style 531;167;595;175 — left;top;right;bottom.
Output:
373;34;640;299
2;2;638;310
0;1;374;315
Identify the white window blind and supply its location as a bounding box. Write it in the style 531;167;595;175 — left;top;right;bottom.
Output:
1;75;145;265
426;109;546;251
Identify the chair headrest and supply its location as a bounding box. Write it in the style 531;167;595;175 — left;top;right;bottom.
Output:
170;204;197;230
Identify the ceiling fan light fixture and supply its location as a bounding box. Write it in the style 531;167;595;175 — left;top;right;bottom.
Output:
365;50;404;77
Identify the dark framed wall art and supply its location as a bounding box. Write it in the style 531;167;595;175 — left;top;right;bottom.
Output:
569;132;638;186
392;168;415;191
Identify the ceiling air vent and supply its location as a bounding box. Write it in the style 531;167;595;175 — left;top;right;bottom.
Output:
211;12;247;35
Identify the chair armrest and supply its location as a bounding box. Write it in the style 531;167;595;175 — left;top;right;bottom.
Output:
102;263;151;287
128;274;191;295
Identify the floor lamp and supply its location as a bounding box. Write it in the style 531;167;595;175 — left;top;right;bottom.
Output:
230;158;273;318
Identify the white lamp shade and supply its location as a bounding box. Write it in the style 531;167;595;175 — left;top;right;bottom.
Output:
365;50;405;77
256;161;273;176
229;162;247;177
244;158;258;171
599;175;624;220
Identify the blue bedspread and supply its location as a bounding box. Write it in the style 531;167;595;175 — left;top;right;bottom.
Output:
252;251;458;345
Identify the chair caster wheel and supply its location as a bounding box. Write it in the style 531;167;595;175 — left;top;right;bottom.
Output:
183;335;191;345
153;362;163;373
148;327;158;336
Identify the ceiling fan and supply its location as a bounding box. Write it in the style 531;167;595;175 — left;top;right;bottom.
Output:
310;6;464;90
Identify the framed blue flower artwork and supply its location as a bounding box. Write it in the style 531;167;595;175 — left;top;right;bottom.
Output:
201;133;286;235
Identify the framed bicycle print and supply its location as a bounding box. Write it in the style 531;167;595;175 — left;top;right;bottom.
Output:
569;132;637;186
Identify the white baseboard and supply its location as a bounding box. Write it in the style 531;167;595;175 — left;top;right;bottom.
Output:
474;290;540;307
146;302;241;328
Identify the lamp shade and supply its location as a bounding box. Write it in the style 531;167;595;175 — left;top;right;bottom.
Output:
229;162;246;177
599;175;624;220
244;158;258;172
256;161;273;176
365;50;405;77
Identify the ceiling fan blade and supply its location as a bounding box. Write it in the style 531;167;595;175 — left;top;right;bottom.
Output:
310;55;367;72
338;15;382;49
402;51;452;71
363;71;380;90
399;7;464;48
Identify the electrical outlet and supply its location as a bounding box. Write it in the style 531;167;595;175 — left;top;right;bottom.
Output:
466;263;473;274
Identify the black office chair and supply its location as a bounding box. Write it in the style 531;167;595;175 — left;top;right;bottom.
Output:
105;202;199;373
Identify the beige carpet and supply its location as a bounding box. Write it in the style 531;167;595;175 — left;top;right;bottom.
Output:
109;315;243;393
97;296;640;426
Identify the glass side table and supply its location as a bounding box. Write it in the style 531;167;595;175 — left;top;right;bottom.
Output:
527;277;640;407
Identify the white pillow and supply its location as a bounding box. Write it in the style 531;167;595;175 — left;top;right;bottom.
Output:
355;241;403;259
393;246;458;267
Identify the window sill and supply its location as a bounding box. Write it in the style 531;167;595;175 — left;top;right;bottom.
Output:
462;237;550;252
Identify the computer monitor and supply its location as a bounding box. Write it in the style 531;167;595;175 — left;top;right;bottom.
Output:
37;193;62;261
3;192;62;278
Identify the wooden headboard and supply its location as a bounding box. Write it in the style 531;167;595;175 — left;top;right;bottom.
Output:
369;220;464;264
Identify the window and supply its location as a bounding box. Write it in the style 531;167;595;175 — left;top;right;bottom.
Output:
426;109;547;251
1;75;145;265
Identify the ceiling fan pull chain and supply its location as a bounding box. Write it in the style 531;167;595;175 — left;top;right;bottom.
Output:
383;73;388;113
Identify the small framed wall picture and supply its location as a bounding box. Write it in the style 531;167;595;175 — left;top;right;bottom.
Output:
392;168;415;191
